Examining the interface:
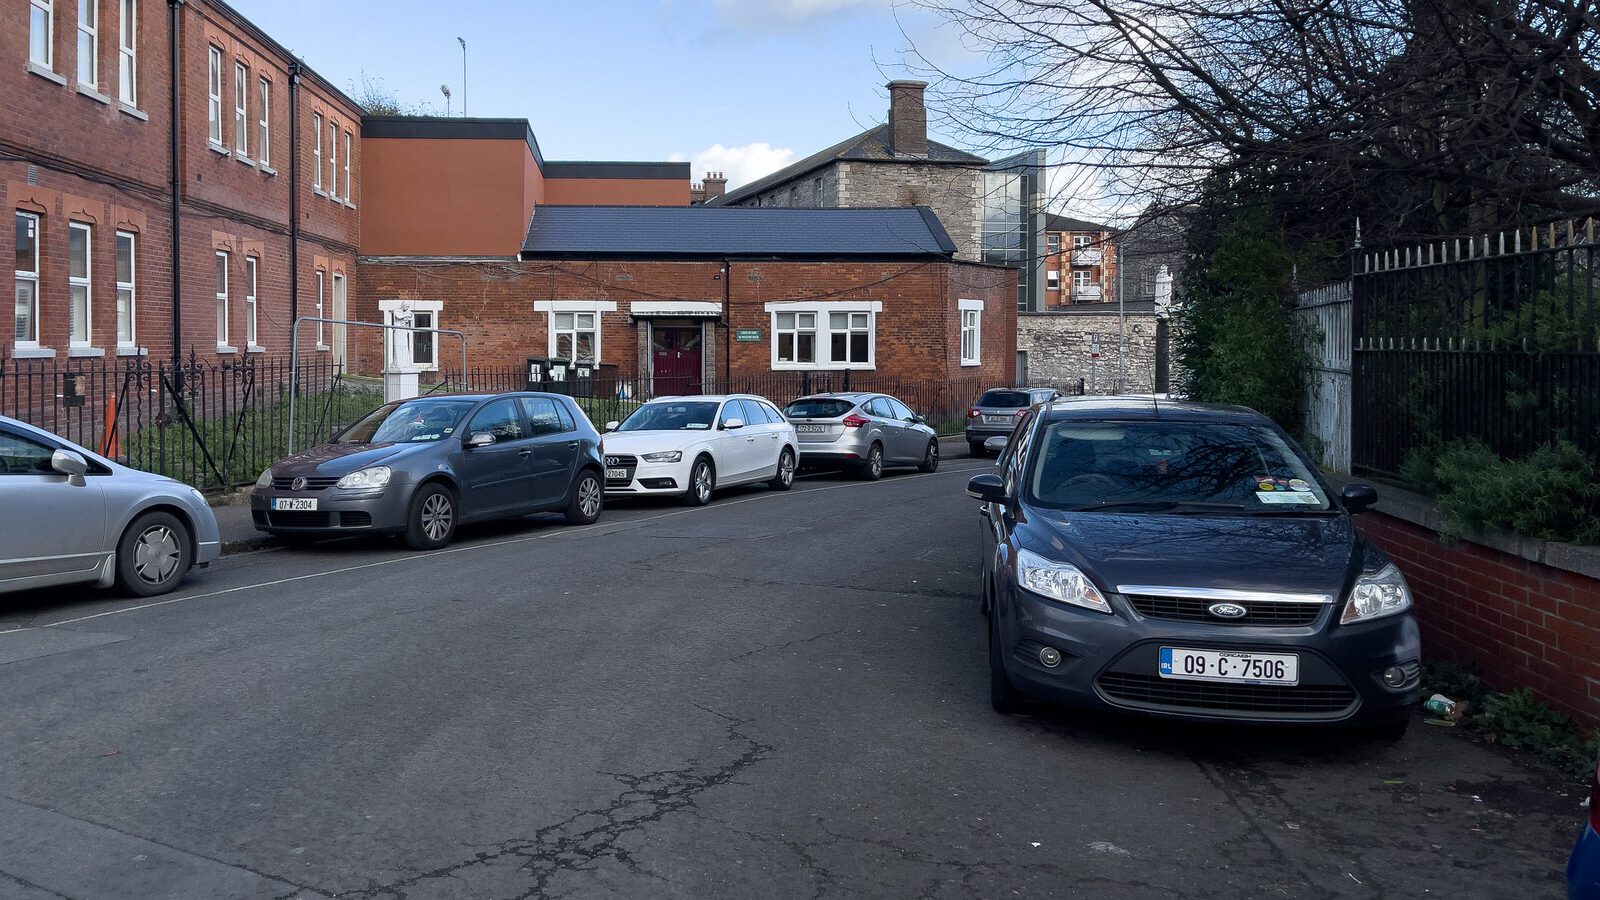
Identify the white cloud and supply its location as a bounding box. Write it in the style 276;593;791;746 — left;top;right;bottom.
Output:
670;143;799;191
711;0;891;32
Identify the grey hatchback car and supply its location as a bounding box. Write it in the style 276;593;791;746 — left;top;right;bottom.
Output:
252;392;605;549
0;415;222;597
781;392;940;479
966;388;1064;455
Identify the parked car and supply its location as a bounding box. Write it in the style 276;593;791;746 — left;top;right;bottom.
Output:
966;388;1064;456
967;397;1420;737
1572;749;1600;900
0;415;221;598
251;392;605;550
782;392;940;479
601;395;797;505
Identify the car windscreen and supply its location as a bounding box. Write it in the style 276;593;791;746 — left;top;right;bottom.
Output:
1025;419;1331;512
978;390;1031;408
617;401;720;431
336;399;477;444
783;398;856;419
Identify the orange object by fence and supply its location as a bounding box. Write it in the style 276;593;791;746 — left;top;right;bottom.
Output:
100;397;120;458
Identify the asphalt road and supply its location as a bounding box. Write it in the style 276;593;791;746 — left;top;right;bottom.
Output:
0;449;1582;899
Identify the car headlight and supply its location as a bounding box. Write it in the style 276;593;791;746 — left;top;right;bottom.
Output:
336;466;392;490
641;450;682;463
1016;548;1112;614
1341;563;1413;624
255;468;273;488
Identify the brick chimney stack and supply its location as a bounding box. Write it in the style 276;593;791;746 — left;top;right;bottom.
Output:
887;80;929;159
703;171;727;201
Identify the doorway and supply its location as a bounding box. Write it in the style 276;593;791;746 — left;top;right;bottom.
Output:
1015;350;1028;385
651;326;703;396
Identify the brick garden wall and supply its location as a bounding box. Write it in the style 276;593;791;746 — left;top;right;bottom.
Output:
1355;511;1600;729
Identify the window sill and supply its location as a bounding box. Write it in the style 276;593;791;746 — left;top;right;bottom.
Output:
344;200;356;210
313;188;327;198
11;346;56;359
208;142;230;157
216;344;238;354
68;346;106;357
116;345;148;357
118;102;148;121
76;84;112;105
961;360;982;367
28;62;67;86
236;154;256;167
246;345;266;354
770;362;877;372
315;344;331;352
260;164;277;177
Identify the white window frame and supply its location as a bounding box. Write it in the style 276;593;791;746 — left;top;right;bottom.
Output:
539;300;616;364
257;76;271;167
378;299;443;371
233;61;248;158
206;46;223;147
314;269;326;348
31;0;54;70
77;0;98;89
826;310;873;366
764;300;882;370
68;222;92;347
115;230;135;347
330;271;346;365
1046;270;1060;290
1072;269;1093;289
14;212;42;347
1073;234;1093;249
1047;233;1061;255
342;129;352;205
327;119;338;200
959;299;984;367
772;311;816;366
244;256;258;348
215;250;230;348
117;0;135;105
312;113;323;191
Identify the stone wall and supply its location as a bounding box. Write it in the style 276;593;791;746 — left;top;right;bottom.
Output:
837;162;983;262
1017;310;1165;394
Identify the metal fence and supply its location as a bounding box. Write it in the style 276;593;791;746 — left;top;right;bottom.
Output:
1350;219;1599;476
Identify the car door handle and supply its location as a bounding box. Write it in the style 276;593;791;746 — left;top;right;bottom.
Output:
979;507;991;518
518;448;532;456
566;441;579;449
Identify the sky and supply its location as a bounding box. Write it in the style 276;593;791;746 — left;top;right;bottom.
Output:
228;0;994;193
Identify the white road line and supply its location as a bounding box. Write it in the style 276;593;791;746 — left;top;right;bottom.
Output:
18;461;993;631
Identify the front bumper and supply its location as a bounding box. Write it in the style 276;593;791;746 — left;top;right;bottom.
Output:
250;486;412;534
603;455;693;496
1572;824;1600;900
995;582;1421;725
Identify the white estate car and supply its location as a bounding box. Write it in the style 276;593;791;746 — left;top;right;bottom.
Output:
601;395;798;505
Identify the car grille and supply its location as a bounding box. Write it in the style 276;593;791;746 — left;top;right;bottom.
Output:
1097;672;1358;715
603;453;638;487
272;476;339;491
1127;594;1325;627
265;511;330;528
342;511;373;527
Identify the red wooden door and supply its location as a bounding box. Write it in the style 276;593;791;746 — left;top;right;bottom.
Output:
652;328;703;396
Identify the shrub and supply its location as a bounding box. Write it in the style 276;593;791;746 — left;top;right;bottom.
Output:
1415;438;1600;544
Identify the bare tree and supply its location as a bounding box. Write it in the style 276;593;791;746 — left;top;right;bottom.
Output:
349;72;438;117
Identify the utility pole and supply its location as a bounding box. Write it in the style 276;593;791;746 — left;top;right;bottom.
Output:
1115;234;1126;393
457;38;467;116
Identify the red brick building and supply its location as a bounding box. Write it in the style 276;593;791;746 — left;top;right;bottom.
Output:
1043;213;1117;308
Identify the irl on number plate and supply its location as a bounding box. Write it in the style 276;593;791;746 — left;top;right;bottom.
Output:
1159;647;1299;685
605;467;629;480
271;498;317;511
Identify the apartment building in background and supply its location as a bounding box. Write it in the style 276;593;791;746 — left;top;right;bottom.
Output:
1043;213;1118;308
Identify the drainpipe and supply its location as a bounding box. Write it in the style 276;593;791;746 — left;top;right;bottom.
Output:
168;0;184;377
288;61;301;333
721;258;731;391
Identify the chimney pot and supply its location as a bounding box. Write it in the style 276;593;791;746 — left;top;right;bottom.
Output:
887;80;929;159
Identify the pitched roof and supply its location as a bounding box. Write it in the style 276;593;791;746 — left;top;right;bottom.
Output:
520;206;958;259
1045;212;1114;233
709;124;989;207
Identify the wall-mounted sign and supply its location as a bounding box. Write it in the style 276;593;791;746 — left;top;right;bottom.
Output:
735;328;763;342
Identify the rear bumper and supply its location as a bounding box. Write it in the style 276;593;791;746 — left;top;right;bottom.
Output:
796;433;871;465
966;424;1015;442
1572;825;1600;900
249;488;411;534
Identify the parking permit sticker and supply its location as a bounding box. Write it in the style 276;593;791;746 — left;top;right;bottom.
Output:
1258;491;1320;504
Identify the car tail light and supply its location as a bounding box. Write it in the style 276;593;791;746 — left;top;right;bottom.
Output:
842;413;870;428
1590;756;1600;831
968;407;981;418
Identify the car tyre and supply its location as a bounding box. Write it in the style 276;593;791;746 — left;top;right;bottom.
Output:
968;440;985;458
565;469;604;525
769;448;796;491
856;442;884;481
989;608;1028;714
405;483;458;550
683;457;715;506
918;439;939;473
116;511;192;598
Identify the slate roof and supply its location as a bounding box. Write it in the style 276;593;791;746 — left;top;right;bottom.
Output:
1045;212;1114;233
520;206;958;259
708;124;989;207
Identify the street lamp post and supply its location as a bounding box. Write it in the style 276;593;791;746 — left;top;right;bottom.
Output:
440;84;451;116
457;37;467;117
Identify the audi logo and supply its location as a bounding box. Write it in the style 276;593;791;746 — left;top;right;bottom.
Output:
604;456;623;467
1207;602;1248;619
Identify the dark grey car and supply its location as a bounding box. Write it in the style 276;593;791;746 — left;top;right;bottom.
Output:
251;392;605;549
965;388;1063;455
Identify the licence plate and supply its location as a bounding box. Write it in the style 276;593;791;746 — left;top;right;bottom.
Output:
605;468;629;481
983;415;1013;424
1159;647;1299;685
796;424;828;433
271;498;317;511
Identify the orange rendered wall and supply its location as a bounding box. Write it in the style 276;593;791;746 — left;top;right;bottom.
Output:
360;138;531;256
543;178;690;206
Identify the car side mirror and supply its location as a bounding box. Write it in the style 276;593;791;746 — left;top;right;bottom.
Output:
722;418;744;430
604;421;620;432
1341;483;1378;514
465;431;496;449
984;435;1009;453
910;413;926;424
966;473;1008;503
51;449;89;486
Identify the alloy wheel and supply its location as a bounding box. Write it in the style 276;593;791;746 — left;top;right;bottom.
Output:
578;476;602;518
695;464;713;502
870;447;883;477
133;525;181;585
779;452;795;486
421;493;454;542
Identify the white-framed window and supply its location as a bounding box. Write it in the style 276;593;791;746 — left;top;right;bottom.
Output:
257;77;270;167
206;46;222;146
959;299;984;366
314;268;325;347
765;301;881;369
14;212;41;346
378;299;442;371
342;129;352;204
68;222;91;346
1072;270;1092;289
541;301;615;363
312;113;323;190
327;119;338;200
1073;234;1092;249
117;0;135;104
115;230;134;345
76;0;97;88
1047;233;1060;255
1046;270;1060;290
244;256;258;347
215;250;229;346
30;0;54;69
330;271;346;364
233;61;248;157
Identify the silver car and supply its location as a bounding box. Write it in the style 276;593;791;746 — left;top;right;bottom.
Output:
965;387;1063;455
782;392;939;480
0;415;221;598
